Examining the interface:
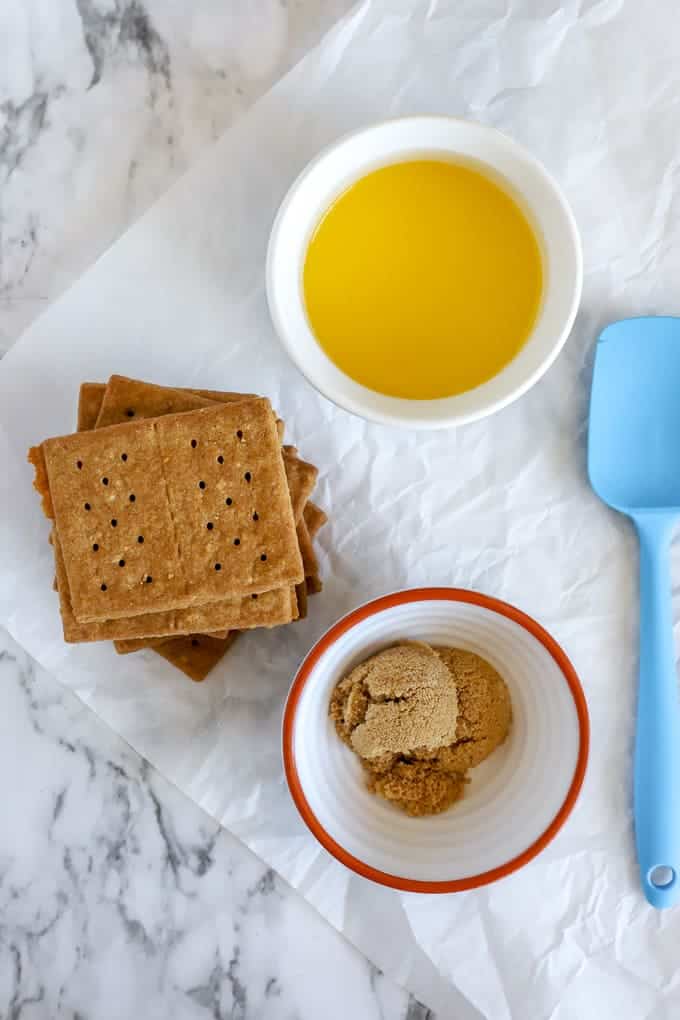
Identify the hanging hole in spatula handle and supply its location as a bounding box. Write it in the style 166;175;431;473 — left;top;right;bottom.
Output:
644;865;678;908
649;865;675;888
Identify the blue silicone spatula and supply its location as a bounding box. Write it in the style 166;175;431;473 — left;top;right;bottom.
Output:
589;316;680;909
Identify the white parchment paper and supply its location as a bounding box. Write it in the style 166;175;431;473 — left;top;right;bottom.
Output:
3;1;680;1015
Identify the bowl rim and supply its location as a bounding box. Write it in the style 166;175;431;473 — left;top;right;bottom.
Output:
282;586;590;893
266;115;584;429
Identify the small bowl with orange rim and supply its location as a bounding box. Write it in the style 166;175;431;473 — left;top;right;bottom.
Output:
282;588;589;893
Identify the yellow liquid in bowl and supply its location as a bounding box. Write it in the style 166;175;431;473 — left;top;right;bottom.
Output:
302;159;543;400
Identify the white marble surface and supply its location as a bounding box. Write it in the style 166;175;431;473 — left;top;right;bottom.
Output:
0;3;431;1017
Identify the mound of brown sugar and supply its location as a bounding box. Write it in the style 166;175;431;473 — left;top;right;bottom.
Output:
329;642;511;817
333;642;458;759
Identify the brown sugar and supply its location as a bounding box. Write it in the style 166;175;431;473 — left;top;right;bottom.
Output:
332;642;458;760
329;642;512;817
370;761;468;817
429;647;512;770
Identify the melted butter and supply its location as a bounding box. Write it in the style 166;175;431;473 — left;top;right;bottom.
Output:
303;159;543;400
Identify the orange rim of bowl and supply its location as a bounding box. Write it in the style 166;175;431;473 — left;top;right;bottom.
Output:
282;587;590;894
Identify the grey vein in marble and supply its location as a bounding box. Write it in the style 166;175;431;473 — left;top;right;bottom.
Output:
75;0;170;89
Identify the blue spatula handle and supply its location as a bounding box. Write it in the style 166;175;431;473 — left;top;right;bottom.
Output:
635;514;680;908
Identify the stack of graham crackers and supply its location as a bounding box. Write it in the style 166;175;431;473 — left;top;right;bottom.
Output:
29;376;326;681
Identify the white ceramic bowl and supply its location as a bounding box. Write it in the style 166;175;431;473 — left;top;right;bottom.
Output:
283;588;589;893
267;116;582;429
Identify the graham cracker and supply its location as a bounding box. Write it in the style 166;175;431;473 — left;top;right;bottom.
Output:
114;629;230;653
90;376;284;439
293;504;326;619
154;632;240;682
78;383;107;431
35;399;303;622
302;502;326;595
283;450;318;523
52;534;297;641
120;581;299;670
29;444;54;520
114;636;172;653
304;502;328;538
78;381;238;430
95;377;220;427
297;519;319;581
295;582;309;620
114;587;299;656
